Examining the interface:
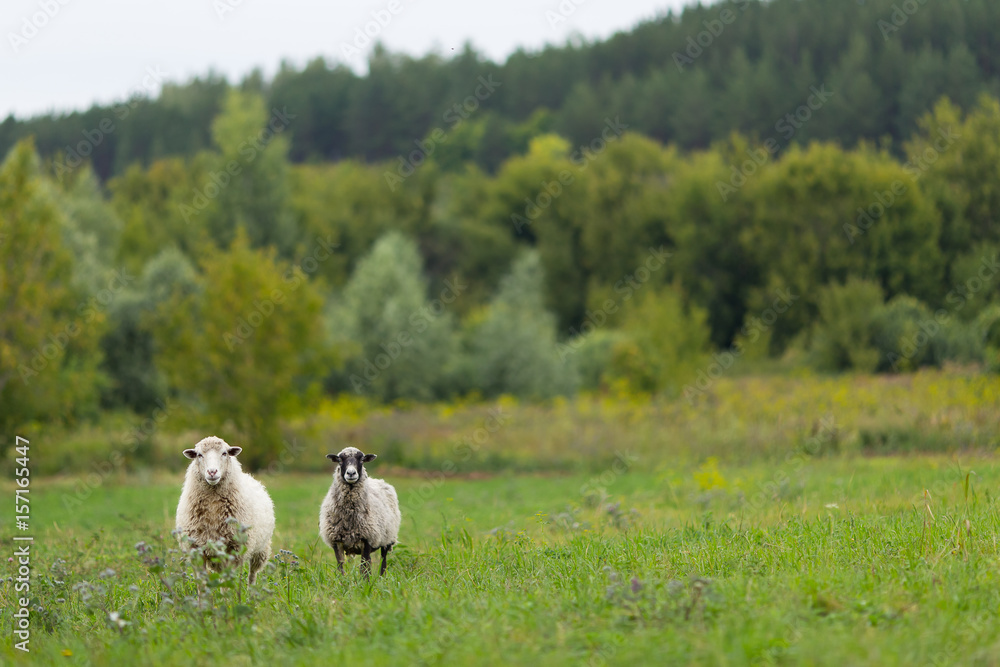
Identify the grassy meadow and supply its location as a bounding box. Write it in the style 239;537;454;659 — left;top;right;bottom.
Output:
3;372;1000;665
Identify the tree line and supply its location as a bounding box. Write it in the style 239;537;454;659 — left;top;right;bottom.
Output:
3;85;1000;463
3;0;1000;182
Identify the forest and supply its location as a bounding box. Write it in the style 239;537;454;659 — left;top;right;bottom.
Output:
3;0;1000;180
2;0;999;466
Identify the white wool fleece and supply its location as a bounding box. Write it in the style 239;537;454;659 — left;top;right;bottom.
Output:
175;436;275;583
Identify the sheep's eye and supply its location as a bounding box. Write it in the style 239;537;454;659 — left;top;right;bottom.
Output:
222;452;227;457
197;453;203;458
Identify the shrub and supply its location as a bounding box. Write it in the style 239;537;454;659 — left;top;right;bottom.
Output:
328;232;459;402
809;279;992;372
101;248;197;412
871;295;936;372
975;305;1000;371
946;243;1000;321
569;330;624;392
808;279;883;372
606;284;711;394
466;251;577;399
930;319;984;367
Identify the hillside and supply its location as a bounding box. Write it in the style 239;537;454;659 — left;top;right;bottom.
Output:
3;0;999;181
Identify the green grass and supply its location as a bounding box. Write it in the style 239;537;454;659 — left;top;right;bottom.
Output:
3;454;1000;665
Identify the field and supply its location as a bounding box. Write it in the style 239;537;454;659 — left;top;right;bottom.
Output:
3;373;1000;665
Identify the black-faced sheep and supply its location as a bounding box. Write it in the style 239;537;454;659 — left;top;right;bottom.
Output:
319;447;401;577
175;436;275;584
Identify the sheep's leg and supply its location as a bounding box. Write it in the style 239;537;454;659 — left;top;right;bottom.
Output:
361;541;372;579
248;551;267;585
334;543;346;574
379;545;390;575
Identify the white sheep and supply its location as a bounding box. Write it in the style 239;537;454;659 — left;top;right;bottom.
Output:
175;436;275;584
319;446;401;576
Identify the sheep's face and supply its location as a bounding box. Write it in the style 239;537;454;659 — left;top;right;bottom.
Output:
183;437;242;486
327;446;376;485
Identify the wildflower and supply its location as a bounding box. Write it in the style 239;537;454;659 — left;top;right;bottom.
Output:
108;611;130;630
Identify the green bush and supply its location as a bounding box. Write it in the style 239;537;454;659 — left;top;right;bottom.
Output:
809;279;884;372
607;284;711;394
873;296;998;371
328;232;459;402
947;243;1000;321
466;251;577;399
809;279;993;372
569;330;624;392
101;248;197;412
975;305;1000;371
871;295;936;372
930;319;984;366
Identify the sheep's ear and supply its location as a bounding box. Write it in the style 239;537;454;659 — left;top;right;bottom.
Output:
362;454;377;463
227;447;242;457
183;449;198;459
326;453;340;462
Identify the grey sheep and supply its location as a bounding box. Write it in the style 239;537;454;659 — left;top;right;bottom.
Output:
319;446;401;576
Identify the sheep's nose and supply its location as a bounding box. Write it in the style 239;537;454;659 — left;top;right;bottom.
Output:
207;469;218;477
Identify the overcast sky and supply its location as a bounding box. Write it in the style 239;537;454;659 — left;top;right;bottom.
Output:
1;0;692;119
